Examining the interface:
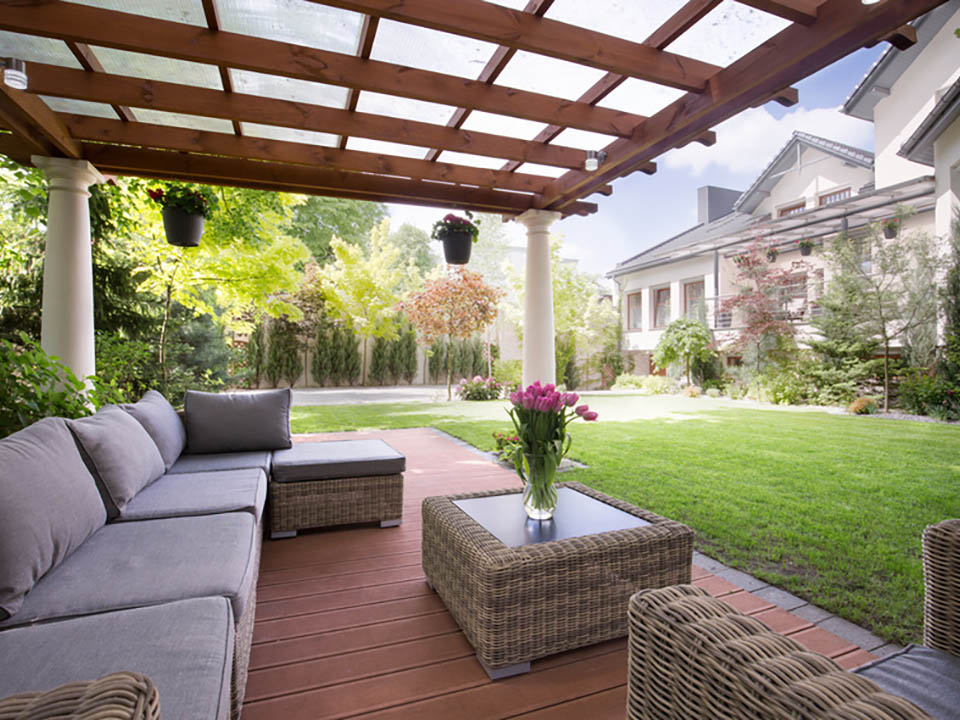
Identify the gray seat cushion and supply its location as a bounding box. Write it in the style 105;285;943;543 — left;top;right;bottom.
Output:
118;468;267;523
271;439;406;482
855;644;960;719
120;390;187;472
184;389;292;454
68;406;165;519
168;450;272;476
0;513;258;628
0;597;233;720
0;418;105;621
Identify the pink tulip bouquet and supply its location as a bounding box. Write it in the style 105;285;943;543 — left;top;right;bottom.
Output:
507;381;597;519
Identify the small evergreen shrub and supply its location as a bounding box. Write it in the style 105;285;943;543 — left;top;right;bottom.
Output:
342;327;362;385
848;396;878;415
683;385;702;398
705;388;722;398
899;372;960;420
725;379;748;400
369;337;390;385
456;375;502;401
641;375;679;395
611;373;644;390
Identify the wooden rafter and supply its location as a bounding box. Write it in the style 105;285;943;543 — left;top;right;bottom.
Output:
542;0;946;211
735;0;820;25
200;0;242;136
65;42;135;122
338;15;379;150
0;3;648;138
0;85;80;159
26;63;587;170
61;114;559;194
307;0;721;92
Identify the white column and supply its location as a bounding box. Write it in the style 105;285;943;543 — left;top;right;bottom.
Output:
516;209;561;387
32;156;105;383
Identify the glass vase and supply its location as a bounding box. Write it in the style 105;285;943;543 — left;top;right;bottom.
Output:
521;453;559;520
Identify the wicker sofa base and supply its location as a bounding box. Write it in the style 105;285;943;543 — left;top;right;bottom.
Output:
422;482;694;674
269;474;403;538
0;672;159;720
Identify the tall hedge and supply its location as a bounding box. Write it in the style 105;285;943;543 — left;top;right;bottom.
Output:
369;336;390;385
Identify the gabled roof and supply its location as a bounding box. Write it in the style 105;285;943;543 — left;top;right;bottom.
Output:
842;2;958;121
899;76;960;166
734;131;873;215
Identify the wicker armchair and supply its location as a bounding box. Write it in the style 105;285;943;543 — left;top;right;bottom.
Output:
0;672;159;720
627;520;960;719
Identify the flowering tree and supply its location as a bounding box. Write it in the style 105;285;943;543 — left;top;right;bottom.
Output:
401;267;502;400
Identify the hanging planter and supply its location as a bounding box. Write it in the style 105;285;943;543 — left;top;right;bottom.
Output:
882;218;899;239
431;211;479;265
148;184;218;248
766;248;779;263
798;239;815;257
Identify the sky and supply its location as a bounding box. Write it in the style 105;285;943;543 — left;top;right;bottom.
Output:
384;39;886;284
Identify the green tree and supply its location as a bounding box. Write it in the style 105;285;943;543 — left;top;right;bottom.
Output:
311;324;331;386
265;319;302;387
397;325;419;383
940;211;960;383
318;220;417;384
288;196;387;263
389;223;436;276
342;326;363;385
328;325;346;386
246;322;266;387
652;318;715;385
370;337;391;385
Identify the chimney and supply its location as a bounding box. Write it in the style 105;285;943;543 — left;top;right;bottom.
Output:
697;186;742;225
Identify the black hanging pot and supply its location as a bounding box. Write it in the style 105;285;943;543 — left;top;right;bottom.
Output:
883;225;898;239
800;245;812;257
439;229;473;264
162;206;205;247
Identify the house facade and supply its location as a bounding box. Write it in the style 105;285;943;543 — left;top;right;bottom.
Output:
608;2;958;376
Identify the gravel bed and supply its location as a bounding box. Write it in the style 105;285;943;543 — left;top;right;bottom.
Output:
854;410;959;425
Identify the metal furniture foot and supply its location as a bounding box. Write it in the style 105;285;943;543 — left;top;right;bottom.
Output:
380;518;401;527
270;530;297;540
477;656;530;680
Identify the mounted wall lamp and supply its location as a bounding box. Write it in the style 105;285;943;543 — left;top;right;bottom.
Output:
2;58;27;90
584;150;606;172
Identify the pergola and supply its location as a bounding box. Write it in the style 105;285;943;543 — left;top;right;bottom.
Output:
0;0;944;385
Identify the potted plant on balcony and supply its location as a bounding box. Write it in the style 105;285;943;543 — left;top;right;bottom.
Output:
147;184;218;247
882;217;899;239
431;211;479;265
797;238;815;256
766;247;779;262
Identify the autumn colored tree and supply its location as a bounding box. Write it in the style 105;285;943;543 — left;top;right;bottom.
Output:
401;267;503;400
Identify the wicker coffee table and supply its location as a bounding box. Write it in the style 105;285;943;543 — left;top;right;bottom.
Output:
421;481;693;679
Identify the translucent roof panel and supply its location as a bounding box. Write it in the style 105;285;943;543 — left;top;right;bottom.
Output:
91;46;222;89
232;70;348;109
550;128;619;152
483;0;529;9
435;151;511;170
596;79;685;117
346;137;431;159
0;31;81;69
40;96;119;120
217;0;364;54
495;51;607;102
669;0;790;67
354;91;457;127
372;20;499;80
133;109;234;134
512;162;566;179
242;123;339;148
64;0;206;27
544;0;686;44
460;111;548;142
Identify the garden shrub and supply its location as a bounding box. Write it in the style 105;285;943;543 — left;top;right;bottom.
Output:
724;379;748;400
342;327;362;385
899;372;960;420
641;375;678;395
456;375;502;401
266;319;302;387
848;396;878;415
705;388;721;399
683;385;702;398
760;366;809;405
493;358;522;393
369;336;390;385
428;338;447;384
492;430;521;468
246;322;266;387
611;373;644;390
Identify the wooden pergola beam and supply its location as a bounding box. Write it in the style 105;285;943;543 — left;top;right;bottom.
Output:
543;0;943;210
65;42;136;123
199;0;242;136
0;3;647;138
0;86;80;159
308;0;721;92
338;14;379;150
61;114;557;193
735;0;820;25
26;63;587;170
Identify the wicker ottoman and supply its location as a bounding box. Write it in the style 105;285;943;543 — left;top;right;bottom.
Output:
269;440;405;539
421;481;693;679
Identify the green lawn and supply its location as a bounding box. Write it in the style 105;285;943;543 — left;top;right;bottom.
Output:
292;395;960;645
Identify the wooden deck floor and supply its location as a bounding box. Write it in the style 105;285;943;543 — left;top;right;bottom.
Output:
242;428;874;719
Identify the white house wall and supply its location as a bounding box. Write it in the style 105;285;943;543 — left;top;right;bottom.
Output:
873;8;960;189
934;117;960;241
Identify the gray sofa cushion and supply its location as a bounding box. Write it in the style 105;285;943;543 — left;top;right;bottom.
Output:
168;450;272;476
118;468;267;523
272;439;406;482
184;389;292;454
0;597;233;720
67;406;165;519
0;418;105;621
855;644;960;719
0;513;258;628
120;390;186;472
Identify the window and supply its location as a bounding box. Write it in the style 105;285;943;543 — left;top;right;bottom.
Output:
684;280;705;320
818;187;851;206
627;292;642;330
653;287;671;329
778;202;805;217
779;273;808;320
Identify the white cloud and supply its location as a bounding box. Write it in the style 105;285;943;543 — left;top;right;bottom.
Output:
663;105;874;178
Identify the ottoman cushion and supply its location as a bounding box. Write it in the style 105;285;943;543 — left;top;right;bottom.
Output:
271;440;405;482
855;644;960;719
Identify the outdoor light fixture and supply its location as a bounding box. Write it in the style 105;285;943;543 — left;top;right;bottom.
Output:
584;150;606;172
2;58;27;90
861;0;882;4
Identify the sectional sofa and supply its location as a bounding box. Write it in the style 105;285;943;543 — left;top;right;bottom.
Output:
0;388;294;720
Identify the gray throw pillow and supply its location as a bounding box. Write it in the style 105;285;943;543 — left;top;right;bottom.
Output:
185;389;292;454
0;418;106;620
120;390;186;471
68;406;166;519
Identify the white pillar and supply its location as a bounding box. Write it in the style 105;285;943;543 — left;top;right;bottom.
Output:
32;156;105;382
516;209;561;387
